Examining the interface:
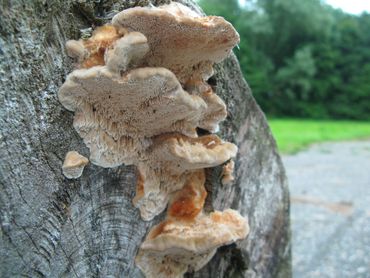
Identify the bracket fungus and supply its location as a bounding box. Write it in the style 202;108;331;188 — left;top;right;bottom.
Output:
62;151;89;179
112;2;240;84
136;209;249;278
59;2;248;277
221;160;235;186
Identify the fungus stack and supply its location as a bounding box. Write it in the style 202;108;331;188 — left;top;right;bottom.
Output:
59;2;249;277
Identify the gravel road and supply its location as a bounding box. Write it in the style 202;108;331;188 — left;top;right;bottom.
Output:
283;141;370;278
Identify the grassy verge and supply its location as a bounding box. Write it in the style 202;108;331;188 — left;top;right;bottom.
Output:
268;119;370;154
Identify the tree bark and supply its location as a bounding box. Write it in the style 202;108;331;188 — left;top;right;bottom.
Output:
0;0;291;277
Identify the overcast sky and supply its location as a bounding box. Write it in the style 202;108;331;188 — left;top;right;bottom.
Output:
238;0;370;15
324;0;370;14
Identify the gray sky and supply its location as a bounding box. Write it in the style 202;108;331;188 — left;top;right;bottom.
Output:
324;0;370;14
238;0;370;15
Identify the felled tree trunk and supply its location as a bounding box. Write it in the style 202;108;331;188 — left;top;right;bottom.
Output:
0;0;291;277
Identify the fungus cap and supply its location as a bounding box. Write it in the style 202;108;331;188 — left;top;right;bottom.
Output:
136;209;249;277
129;134;237;220
141;209;249;253
112;2;240;84
167;170;207;221
198;89;227;132
133;167;205;221
135;248;217;278
59;67;206;138
105;32;149;73
71;25;122;69
65;40;86;60
221;160;235;186
58;67;208;167
150;134;238;172
62;151;89;179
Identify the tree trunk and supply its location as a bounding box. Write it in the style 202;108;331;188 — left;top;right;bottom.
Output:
0;0;291;277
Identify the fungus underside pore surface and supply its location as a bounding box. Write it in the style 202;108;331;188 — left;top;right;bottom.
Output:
58;3;249;277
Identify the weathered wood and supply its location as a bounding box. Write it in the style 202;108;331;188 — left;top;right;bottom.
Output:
0;0;291;277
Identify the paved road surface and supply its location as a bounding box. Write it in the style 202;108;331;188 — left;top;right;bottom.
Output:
283;141;370;278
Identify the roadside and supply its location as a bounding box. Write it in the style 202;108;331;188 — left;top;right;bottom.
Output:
283;141;370;278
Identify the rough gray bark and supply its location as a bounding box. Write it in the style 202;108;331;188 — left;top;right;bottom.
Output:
0;0;291;277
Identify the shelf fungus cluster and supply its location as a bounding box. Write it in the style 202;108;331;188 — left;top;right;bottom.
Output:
59;2;249;277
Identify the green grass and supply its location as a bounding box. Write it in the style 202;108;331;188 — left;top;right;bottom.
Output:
268;119;370;154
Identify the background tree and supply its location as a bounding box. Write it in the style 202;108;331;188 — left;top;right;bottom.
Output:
199;0;370;120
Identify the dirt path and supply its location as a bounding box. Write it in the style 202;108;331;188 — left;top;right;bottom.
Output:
283;141;370;278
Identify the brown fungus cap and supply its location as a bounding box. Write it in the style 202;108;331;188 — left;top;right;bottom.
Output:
132;163;175;221
112;2;240;84
198;89;228;132
66;25;122;69
105;32;149;73
59;67;208;167
142;209;249;253
149;134;238;173
129;134;237;220
59;67;206;138
132;168;207;222
135;248;217;278
167;170;207;221
222;160;235;186
132;166;206;222
136;209;249;277
62;151;89;179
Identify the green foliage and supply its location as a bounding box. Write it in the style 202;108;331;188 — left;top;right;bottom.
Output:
269;119;370;153
197;0;370;120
